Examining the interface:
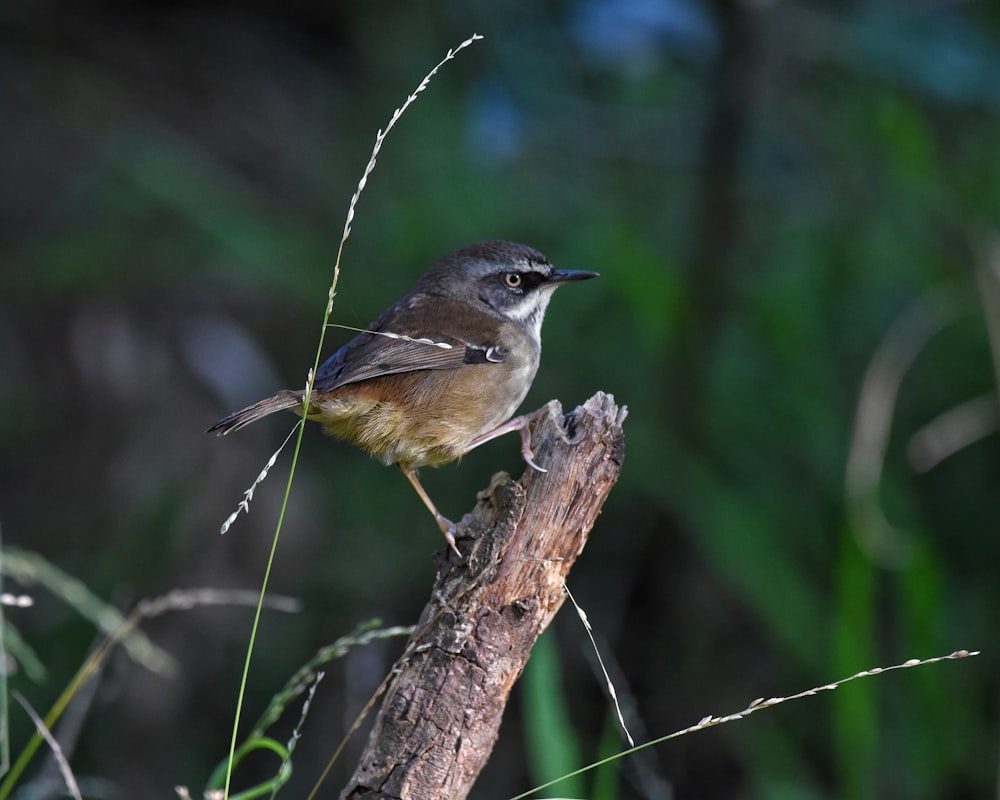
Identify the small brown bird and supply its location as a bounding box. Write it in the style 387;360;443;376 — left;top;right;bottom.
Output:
210;240;597;552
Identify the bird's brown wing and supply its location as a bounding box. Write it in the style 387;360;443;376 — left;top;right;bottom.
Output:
314;295;504;392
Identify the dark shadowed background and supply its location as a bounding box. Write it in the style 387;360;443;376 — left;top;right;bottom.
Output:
2;1;998;798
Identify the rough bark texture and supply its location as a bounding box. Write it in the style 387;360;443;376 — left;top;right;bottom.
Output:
340;391;626;800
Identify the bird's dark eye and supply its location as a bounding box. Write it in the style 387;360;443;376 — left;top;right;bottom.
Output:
503;273;523;289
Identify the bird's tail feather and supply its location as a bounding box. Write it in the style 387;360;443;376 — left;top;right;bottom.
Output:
208;390;303;435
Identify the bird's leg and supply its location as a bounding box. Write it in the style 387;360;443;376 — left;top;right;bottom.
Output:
463;413;547;473
399;463;462;557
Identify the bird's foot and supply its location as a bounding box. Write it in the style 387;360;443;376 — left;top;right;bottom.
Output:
435;513;463;558
518;419;547;473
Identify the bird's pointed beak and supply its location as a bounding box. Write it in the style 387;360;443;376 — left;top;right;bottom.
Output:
547;269;599;284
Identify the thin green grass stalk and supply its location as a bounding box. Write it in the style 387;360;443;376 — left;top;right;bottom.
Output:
223;442;305;800
220;33;483;800
507;650;978;800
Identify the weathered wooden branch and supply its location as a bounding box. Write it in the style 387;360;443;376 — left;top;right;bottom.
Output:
340;391;626;800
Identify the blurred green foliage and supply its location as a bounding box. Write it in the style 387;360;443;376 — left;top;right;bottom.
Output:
1;1;998;798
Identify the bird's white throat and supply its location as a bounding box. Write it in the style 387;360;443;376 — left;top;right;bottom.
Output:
502;287;557;344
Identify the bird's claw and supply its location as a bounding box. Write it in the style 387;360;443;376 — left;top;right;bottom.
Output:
438;515;463;558
519;422;547;473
